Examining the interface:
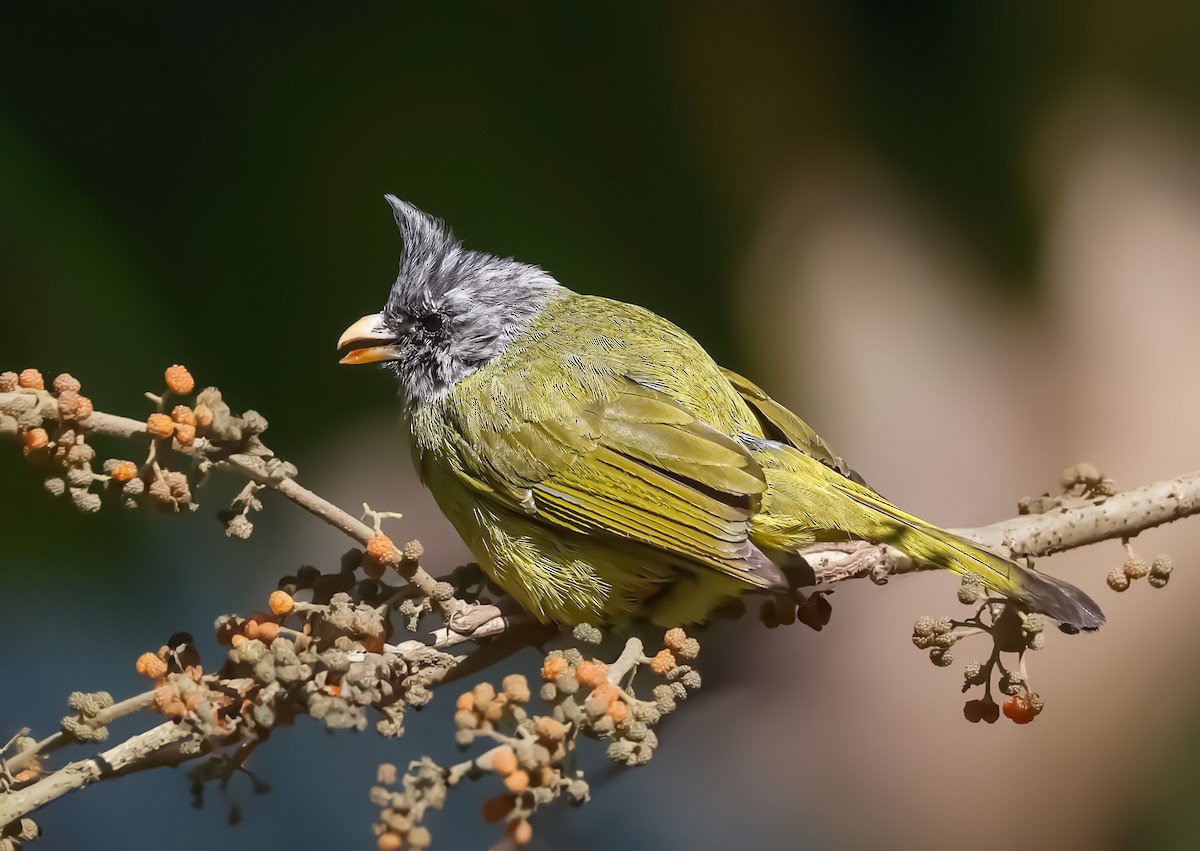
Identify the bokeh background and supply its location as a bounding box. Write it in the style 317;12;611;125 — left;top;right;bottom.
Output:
4;3;1200;849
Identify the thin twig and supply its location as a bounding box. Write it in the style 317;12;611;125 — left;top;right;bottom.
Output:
2;692;155;777
0;722;189;827
0;390;467;617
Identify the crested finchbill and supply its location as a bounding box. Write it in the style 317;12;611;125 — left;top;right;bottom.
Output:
337;196;1105;631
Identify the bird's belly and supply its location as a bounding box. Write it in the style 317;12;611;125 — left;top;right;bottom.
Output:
430;481;638;623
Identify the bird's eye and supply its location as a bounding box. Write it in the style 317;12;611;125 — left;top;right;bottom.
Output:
419;314;443;334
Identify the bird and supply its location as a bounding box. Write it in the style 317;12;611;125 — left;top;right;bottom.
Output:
337;196;1105;632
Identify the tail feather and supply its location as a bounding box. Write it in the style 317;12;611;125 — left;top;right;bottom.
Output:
844;487;1106;630
728;375;1105;630
744;438;1106;631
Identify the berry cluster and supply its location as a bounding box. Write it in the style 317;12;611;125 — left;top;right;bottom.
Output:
2;369;105;512
368;627;702;849
914;576;1052;725
2;365;207;513
1018;462;1118;515
1106;546;1173;592
371;760;443;850
118;545;464;813
363;534;425;580
2;364;292;534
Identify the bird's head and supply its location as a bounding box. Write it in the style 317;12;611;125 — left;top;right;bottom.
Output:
338;196;560;404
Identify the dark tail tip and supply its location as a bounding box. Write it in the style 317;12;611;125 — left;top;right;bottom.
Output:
1019;570;1106;631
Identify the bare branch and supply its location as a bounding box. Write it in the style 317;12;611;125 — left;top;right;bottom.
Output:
969;471;1200;555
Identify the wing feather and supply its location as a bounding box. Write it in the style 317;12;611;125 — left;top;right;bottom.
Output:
445;378;785;590
721;367;868;486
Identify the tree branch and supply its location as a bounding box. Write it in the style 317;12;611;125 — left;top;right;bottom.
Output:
0;388;472;620
970;471;1200;555
798;470;1200;585
0;722;189;827
3;692;155;778
3;373;1198;845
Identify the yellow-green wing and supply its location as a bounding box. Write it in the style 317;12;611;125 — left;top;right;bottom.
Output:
721;367;868;486
451;379;787;591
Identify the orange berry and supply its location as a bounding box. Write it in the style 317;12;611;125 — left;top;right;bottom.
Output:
366;534;400;567
471;682;496;715
135;652;168;679
1002;695;1038;725
607;700;629;723
502;674;531;703
164;364;194;395
146;413;174;439
170;405;197;426
17;369;44;390
507;818;533;846
268;590;294;615
491;747;517;776
456;692;475;712
484;693;509;722
589;682;619;708
255;621;279;642
503;769;529;794
649;649;676;675
575;660;608;689
230;634;248;647
326;684;342;697
173;423;196;447
533;715;568;741
541;656;569;681
109;460;138;482
376;833;402;851
22;428;48;453
52;373;81;394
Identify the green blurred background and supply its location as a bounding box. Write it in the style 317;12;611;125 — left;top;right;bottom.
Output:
5;3;1200;849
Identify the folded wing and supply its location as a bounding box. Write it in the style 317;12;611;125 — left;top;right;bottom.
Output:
447;378;788;591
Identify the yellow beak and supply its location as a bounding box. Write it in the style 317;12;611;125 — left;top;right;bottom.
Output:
337;313;400;364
